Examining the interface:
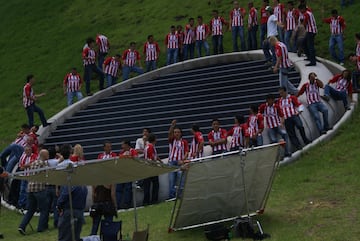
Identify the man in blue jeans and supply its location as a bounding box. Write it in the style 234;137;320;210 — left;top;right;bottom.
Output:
22;74;49;128
229;1;246;51
297;72;330;135
195;16;210;57
82;37;105;96
57;185;88;241
321;69;353;110
322;9;346;65
18;149;50;235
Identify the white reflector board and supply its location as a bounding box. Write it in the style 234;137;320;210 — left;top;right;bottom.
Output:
170;143;281;230
13;157;176;186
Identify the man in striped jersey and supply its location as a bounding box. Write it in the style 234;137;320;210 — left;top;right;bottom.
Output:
270;36;298;95
168;120;189;199
247;1;258;50
246;105;264;147
96;33;110;70
228;115;247;151
103;54;121;87
208;118;227;155
321;70;353;110
143;35;160;72
273;0;285;42
297;72;330;135
298;4;317;66
17;145;38;209
23;74;49;128
0;124;30;172
278;87;310;150
259;94;291;157
143;133;161;205
118;140;138;209
229;1;246;52
189;124;204;159
322;9;346;65
165;26;181;65
122;42;143;81
195;16;210;57
82;37;105;96
284;1;299;52
210;10;228;55
183;18;196;60
63;67;83;106
98;141;117;160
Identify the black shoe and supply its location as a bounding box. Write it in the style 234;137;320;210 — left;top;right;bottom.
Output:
18;227;26;235
321;95;330;102
321;130;327;135
297;51;301;57
87;93;93;96
304;139;312;145
43;122;51;127
305;63;316;66
345;105;351;111
284;153;292;158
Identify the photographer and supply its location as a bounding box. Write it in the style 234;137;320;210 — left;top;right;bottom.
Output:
90;184;117;235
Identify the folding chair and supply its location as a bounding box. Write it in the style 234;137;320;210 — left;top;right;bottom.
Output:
132;225;149;241
100;220;122;241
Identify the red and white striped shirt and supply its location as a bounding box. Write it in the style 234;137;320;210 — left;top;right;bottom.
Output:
286;9;299;31
82;47;96;65
189;131;204;159
144;143;158;160
298;82;321;104
303;10;317;33
122;49;140;67
64;72;82;92
247;113;264;138
323;16;345;35
14;133;29;147
18;152;37;174
143;41;160;61
278;95;303;119
210;17;226;36
98;152;117;159
103;56;121;77
119;148;138;158
165;33;180;49
259;102;283;128
196;24;210;40
208;128;227;152
96;34;110;53
183;24;196;44
328;74;352;93
274;3;285;23
356;42;360;56
23;83;34;108
260;7;268;25
168;138;189;161
228;124;247;149
275;41;292;68
230;8;245;27
248;7;258;27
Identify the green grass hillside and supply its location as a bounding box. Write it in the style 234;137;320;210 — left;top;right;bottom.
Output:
0;0;358;146
0;0;359;240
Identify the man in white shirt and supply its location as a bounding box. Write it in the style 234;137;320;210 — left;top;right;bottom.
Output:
263;6;283;67
135;128;151;158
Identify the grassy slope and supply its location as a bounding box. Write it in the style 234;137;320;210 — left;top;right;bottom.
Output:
0;0;359;240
